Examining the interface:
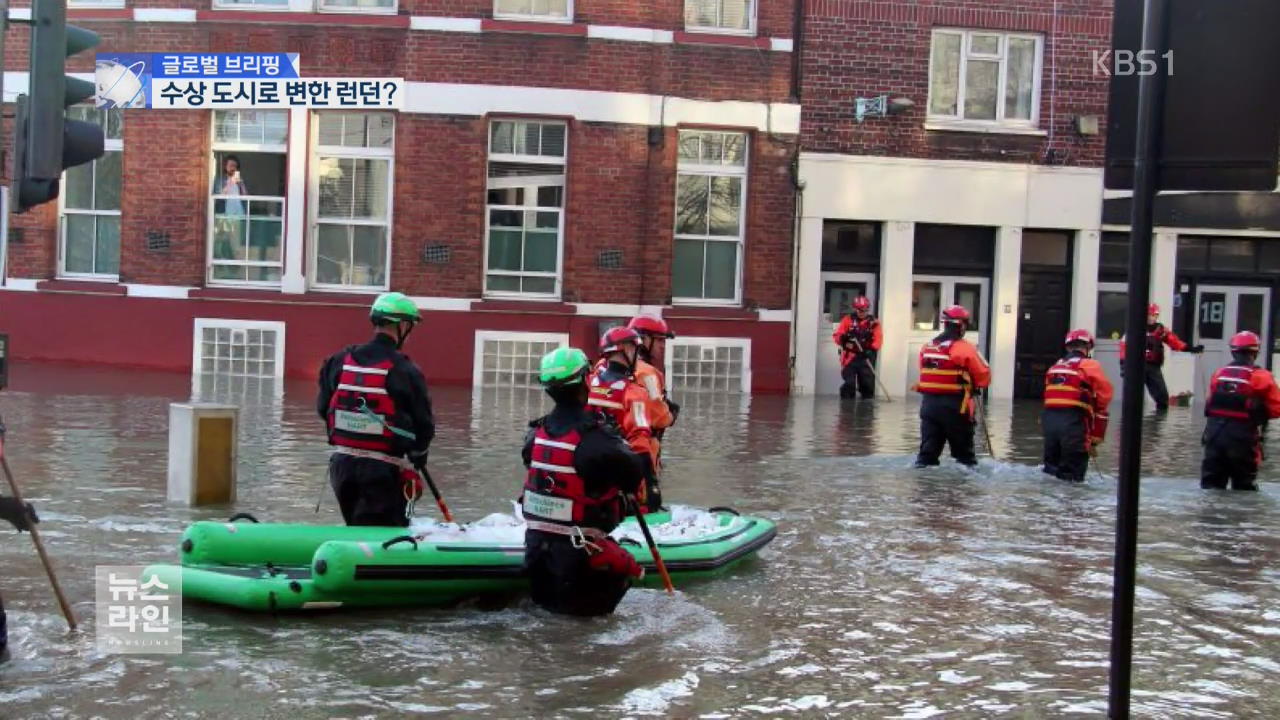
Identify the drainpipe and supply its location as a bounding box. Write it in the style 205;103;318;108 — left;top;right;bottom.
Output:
788;151;806;385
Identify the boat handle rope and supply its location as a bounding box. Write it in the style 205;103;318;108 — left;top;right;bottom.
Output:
228;513;260;523
707;506;741;516
382;535;419;551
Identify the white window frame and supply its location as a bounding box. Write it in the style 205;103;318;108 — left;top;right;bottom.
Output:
483;119;567;300
493;0;573;24
471;330;569;388
212;0;313;12
926;29;1044;131
317;0;398;15
207;110;290;288
666;336;752;393
68;0;126;8
307;112;395;294
683;0;757;37
673;129;748;307
192;318;286;379
58;107;123;281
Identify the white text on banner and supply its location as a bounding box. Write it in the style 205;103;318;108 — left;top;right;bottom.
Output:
150;78;405;109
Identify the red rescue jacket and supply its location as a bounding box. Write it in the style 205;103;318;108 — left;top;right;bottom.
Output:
522;425;624;531
326;353;409;456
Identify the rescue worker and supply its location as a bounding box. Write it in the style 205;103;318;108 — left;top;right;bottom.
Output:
0;495;39;664
832;296;883;399
1119;303;1203;410
1200;331;1280;491
589;327;660;510
1042;330;1114;482
522;347;645;616
627;315;678;511
913;305;992;468
317;292;435;527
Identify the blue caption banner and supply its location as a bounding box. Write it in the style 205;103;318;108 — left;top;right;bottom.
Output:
96;53;302;108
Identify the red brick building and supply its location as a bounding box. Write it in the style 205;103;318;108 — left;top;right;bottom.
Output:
2;0;800;394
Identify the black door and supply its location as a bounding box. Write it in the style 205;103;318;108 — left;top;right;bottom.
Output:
1015;271;1072;399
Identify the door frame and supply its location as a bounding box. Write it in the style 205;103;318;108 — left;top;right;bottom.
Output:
908;274;990;354
1194;283;1272;370
816;271;877;396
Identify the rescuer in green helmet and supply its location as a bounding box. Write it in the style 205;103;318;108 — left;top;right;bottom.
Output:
317;292;436;526
520;347;646;616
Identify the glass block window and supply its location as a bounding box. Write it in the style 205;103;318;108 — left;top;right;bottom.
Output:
473;331;569;388
193;319;286;379
667;337;751;393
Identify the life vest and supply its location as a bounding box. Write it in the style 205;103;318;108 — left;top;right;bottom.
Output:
1145;325;1168;365
522;425;623;530
917;340;966;395
326;353;407;457
587;372;631;421
1043;356;1096;415
1206;365;1261;423
846;316;878;349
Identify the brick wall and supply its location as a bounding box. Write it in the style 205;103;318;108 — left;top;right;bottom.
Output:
801;0;1113;167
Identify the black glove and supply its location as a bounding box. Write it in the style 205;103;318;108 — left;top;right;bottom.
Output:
408;449;429;471
666;398;681;425
1189;345;1205;354
0;497;38;532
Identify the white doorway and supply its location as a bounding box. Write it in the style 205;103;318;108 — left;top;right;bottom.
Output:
906;275;990;391
1194;285;1271;378
817;272;876;396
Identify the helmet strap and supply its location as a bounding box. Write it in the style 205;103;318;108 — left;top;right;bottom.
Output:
395;320;417;350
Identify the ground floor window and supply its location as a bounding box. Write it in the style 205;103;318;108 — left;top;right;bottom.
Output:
193;318;285;379
666;337;751;393
208;110;289;286
472;331;568;388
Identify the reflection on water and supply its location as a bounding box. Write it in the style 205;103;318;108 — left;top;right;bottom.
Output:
2;363;1280;717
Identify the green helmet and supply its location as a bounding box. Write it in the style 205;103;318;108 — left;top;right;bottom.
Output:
539;347;590;387
370;292;421;325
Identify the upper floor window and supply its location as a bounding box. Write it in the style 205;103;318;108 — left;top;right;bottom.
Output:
494;0;572;22
207;110;288;286
685;0;755;35
60;107;122;279
213;0;396;13
311;112;395;291
672;130;747;305
484;119;567;298
928;30;1042;127
68;0;125;8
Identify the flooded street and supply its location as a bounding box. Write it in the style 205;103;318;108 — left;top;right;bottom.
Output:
2;363;1280;718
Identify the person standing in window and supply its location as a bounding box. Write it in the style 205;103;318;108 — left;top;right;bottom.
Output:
213;155;248;263
213;155;247;215
317;293;436;527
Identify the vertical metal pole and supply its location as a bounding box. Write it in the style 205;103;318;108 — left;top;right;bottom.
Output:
1109;0;1170;717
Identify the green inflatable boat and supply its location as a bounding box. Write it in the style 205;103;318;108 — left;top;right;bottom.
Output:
146;506;776;612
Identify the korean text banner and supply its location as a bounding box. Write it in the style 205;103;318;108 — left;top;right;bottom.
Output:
96;53;302;109
151;78;405;109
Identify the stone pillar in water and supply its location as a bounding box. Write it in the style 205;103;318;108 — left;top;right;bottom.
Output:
167;403;238;506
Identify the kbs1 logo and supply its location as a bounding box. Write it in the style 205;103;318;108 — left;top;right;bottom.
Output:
1093;49;1175;77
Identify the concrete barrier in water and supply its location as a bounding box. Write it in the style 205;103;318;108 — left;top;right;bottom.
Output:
167;403;239;506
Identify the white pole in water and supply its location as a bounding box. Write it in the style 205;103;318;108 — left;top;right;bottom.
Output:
167;403;239;506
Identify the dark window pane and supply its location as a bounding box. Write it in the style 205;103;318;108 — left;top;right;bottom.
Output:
1259;241;1280;273
1198;292;1226;340
672;239;704;298
821;220;881;271
914;224;995;272
912;282;942;331
1208;239;1256;272
1238;293;1265;336
1021;230;1070;267
1100;232;1130;270
1097;291;1128;340
824;281;869;324
1176;237;1207;271
955;283;982;332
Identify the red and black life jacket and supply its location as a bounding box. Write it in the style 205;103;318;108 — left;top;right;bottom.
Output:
1043;356;1096;415
587;371;630;424
1145;325;1169;365
522;425;623;531
1206;365;1262;423
325;352;407;456
918;340;965;395
845;316;878;350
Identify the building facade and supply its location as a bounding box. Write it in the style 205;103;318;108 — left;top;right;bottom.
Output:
1;0;801;394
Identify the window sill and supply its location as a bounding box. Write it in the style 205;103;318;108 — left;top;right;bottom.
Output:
923;121;1048;137
673;30;768;49
666;305;758;321
192;287;379;306
39;279;127;295
316;6;399;15
481;18;588;36
472;298;575;314
197;9;410;27
67;8;132;19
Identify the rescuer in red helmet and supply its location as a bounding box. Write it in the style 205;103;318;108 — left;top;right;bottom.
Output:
588;326;661;510
913;305;991;467
1118;303;1203;411
626;315;678;511
1200;330;1280;491
832;295;883;400
1041;329;1114;482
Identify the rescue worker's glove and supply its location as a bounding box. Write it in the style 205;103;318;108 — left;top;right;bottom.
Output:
666;397;681;425
1189;345;1205;354
0;497;38;533
587;538;645;579
408;449;429;471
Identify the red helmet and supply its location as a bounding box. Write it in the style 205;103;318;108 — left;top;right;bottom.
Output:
1230;331;1261;352
627;314;675;339
852;296;871;312
941;305;971;324
600;326;642;355
1147;303;1160;316
1064;329;1095;349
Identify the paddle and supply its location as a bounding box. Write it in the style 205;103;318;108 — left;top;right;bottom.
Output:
629;496;674;594
0;423;77;631
851;339;893;402
973;395;997;462
417;466;454;524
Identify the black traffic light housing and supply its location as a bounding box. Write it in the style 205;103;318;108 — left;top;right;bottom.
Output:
11;0;105;213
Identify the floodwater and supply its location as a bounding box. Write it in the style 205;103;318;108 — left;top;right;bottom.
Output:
2;362;1279;718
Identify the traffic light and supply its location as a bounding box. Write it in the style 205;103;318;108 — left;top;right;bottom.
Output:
11;0;105;213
